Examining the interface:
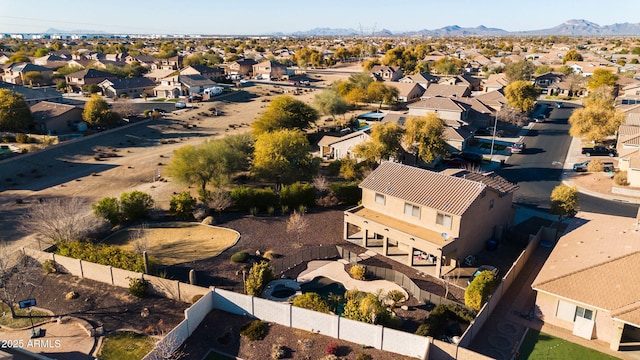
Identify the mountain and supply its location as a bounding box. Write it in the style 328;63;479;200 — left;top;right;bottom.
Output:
290;27;360;37
523;19;640;36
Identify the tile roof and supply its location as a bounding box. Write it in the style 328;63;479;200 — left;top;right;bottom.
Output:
444;169;519;195
423;84;470;98
409;97;467;112
30;101;78;119
359;162;486;216
67;68;114;79
101;77;155;90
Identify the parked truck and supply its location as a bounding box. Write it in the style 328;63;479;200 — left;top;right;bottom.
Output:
581;146;616;157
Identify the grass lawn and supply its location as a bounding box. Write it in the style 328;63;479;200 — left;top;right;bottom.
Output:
149;98;166;102
479;142;508;151
98;331;155;360
518;329;619;360
105;222;239;265
0;304;52;328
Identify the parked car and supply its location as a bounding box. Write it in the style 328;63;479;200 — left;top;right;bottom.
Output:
487;127;505;137
442;156;470;168
468;265;499;285
555;102;565;108
573;160;590;172
175;101;187;109
534;114;545;123
509;142;526;154
474;128;491;136
453;151;483;165
581;146;616;157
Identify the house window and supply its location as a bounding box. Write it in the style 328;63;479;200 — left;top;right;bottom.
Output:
436;213;452;229
575;306;594;321
404;203;420;218
489;199;494;209
375;193;385;205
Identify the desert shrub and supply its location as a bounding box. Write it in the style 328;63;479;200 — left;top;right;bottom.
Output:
280;204;289;214
231;186;279;211
329;182;361;205
230;251;250;263
191;294;203;304
42;259;57;273
415;303;475;338
2;135;16;143
15;133;28;144
128;277;149;298
267;206;275;216
280;182;316;209
249;206;259;216
240;320;268;341
316;191;339;207
92;196;121;225
263;250;278;260
245;261;275;296
120;191;155;222
614;170;629;186
292;292;331;313
586;159;604;172
326;160;342;177
356;353;373;360
385;290;406;308
65;291;79;300
325;342;339;355
169;191;196;219
57;240;147;272
349;264;366;280
465;271;497;311
342;291;391;325
271;343;285;359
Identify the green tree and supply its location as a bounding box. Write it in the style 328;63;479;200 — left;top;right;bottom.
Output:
81;83;101;94
165;138;246;193
119;191;155;222
252;95;319;135
292;292;331;313
252;129;318;184
313;89;348;120
562;49;583;64
367;81;398;109
550;184;579;240
183;53;205;67
82;94;120;127
55;65;84;76
353;122;404;163
403;114;448;164
587;69;618;90
92;197;120;225
169;191;197;220
22;71;45;86
34;48;49;57
464;271;497;311
342;290;389;325
433;57;464;75
504;60;536;83
0;89;33;131
569;90;624;142
504;80;539;112
245;261;274;296
8;52;30;63
534;64;553;76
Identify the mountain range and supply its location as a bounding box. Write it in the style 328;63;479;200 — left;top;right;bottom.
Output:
288;20;640;37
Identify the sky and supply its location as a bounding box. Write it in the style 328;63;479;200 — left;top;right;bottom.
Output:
1;0;639;35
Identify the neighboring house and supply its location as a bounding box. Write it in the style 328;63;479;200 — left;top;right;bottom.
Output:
30;101;83;134
387;82;424;103
154;55;183;70
180;74;216;95
565;61;619;77
398;72;439;89
153;75;182;99
252;60;288;80
0;81;63;105
439;74;482;91
98;77;155;98
534;72;565;95
482;73;508;93
407;97;470;122
227;59;258;77
33;54;68;68
125;54;157;68
0;52;10;64
370;65;403;82
532;212;640;351
144;68;175;82
65;69;117;91
443;124;474;152
344;162;518;278
618;151;640;187
66;59;94;69
317;129;371;160
180;65;225;81
2;63;54;85
474;89;507;113
422;84;471;98
615;124;640;157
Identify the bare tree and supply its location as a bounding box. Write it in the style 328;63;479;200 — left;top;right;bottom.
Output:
147;327;188;360
312;176;329;195
497;107;529;126
111;100;139;118
130;223;149;254
286;211;309;246
207;188;233;215
21;197;107;248
0;244;39;318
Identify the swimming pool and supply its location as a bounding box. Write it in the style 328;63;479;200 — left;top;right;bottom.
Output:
300;276;346;298
262;276;346;302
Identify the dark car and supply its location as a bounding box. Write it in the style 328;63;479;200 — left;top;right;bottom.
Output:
442;156;470;168
468;265;499;285
581;146;617;157
453;152;483;165
555;102;565;108
474;128;491;136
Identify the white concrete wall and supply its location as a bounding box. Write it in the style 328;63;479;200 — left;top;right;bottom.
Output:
81;261;113;284
291;307;339;338
253;297;291;326
338;317;384;350
382;327;429;358
212;288;254;316
184;291;214;336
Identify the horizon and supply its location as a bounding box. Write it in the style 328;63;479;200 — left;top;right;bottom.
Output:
1;0;639;35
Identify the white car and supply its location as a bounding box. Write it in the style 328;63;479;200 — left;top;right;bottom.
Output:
175;101;187;109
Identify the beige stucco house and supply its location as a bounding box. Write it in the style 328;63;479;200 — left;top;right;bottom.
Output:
344;162;518;277
317;129;371;160
532;212;640;352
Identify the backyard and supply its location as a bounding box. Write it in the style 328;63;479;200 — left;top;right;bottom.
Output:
518;329;619;360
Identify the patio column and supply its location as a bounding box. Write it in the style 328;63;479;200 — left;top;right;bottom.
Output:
363;228;369;247
382;236;388;256
407;245;414;267
435;253;443;278
343;221;349;240
610;320;625;351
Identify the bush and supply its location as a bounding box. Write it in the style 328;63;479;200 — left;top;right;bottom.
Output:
15;133;28;144
356;353;373;360
57;240;147;272
415;303;475;338
586;159;604;172
271;344;285;359
231;186;279;212
245;261;275;296
385;290;406;308
292;292;331;313
326;160;342;177
42;259;57;273
263;250;278;260
169;191;196;219
329;182;362;205
240;320;268;341
465;271;497;311
325;342;339;355
280;182;316;209
128;277;149;298
120;191;155;222
349;264;366;280
614;170;629;186
230;251;250;263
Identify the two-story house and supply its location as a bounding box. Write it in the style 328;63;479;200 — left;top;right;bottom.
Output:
343;162;518;277
227;59;258;77
252;60;288;80
180;65;225;81
98;77;155;98
65;69;117;92
370;65;404;82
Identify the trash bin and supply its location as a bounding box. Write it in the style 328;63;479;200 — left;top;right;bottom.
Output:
500;159;505;167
